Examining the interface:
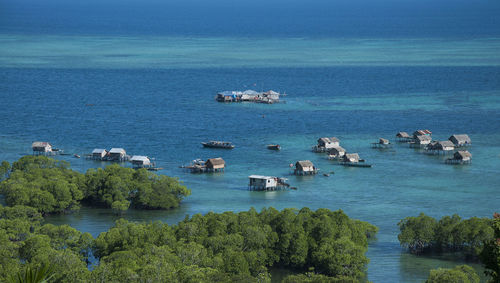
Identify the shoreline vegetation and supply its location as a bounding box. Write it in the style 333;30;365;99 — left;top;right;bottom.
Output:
1;156;499;282
398;213;500;282
0;156;190;215
0;204;378;282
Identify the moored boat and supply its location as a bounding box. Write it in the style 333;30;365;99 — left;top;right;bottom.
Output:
202;141;235;149
267;144;281;150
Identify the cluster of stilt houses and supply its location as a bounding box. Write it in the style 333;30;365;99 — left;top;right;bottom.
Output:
31;142;159;170
312;137;371;167
30;129;473;191
395;130;472;164
215;90;282;104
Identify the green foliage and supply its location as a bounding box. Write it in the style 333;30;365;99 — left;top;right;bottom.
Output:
0;156;84;214
282;272;358;283
93;207;377;281
425;265;479;283
0;160;10;181
0;204;44;280
84;164;190;211
398;213;493;256
0;157;190;214
0;204;92;282
480;213;500;282
1;190;375;282
7;262;55;283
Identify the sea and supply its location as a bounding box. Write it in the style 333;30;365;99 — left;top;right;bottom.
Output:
1;0;499;282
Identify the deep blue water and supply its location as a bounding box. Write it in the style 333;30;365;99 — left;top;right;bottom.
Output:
1;0;500;282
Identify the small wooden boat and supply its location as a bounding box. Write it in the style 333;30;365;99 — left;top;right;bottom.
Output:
147;167;164;171
73;154;80;158
267;144;281;150
323;173;330;177
201;141;235;149
340;162;372;168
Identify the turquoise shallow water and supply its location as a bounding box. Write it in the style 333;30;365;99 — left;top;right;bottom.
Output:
1;35;500;68
1;62;499;282
1;0;500;280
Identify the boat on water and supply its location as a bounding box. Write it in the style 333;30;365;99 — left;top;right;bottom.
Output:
267;144;281;150
201;141;235;149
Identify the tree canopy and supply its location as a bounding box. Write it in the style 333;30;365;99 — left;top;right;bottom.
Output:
398;213;493;257
93;207;377;282
0;156;190;214
0;156;84;214
425;265;479;283
0;206;377;282
480;213;500;282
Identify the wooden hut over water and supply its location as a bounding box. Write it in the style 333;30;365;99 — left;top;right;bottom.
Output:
426;141;455;154
313;137;340;152
185;157;225;173
205;158;225;172
446;151;472;164
448;134;471;147
91;149;107;160
341;153;360;163
410;135;432;148
396;132;412;142
327;145;346;160
248;175;289;191
108;148;127;161
339;153;371;167
32;142;53;155
372;138;391;148
294;160;318;175
130;155;152;168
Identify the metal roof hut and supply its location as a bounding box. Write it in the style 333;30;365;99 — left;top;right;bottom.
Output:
448;134;471;147
91;149;108;160
205;157;225;172
413;129;432;138
313;137;340;152
248;175;289;191
241;90;259;101
130;156;151;168
108;148;127;161
262;90;280;101
327;145;346;160
446;150;472;164
294;160;318;175
341;153;360;163
32;142;52;155
410;135;432;148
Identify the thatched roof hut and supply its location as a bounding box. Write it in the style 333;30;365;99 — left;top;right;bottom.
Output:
396;132;410;138
317;137;340;148
378;138;390;145
295;160;314;172
328;145;346;158
430;141;455;151
206;158;225;170
449;134;471;146
454;150;472;161
414;135;432;145
342;153;360;163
